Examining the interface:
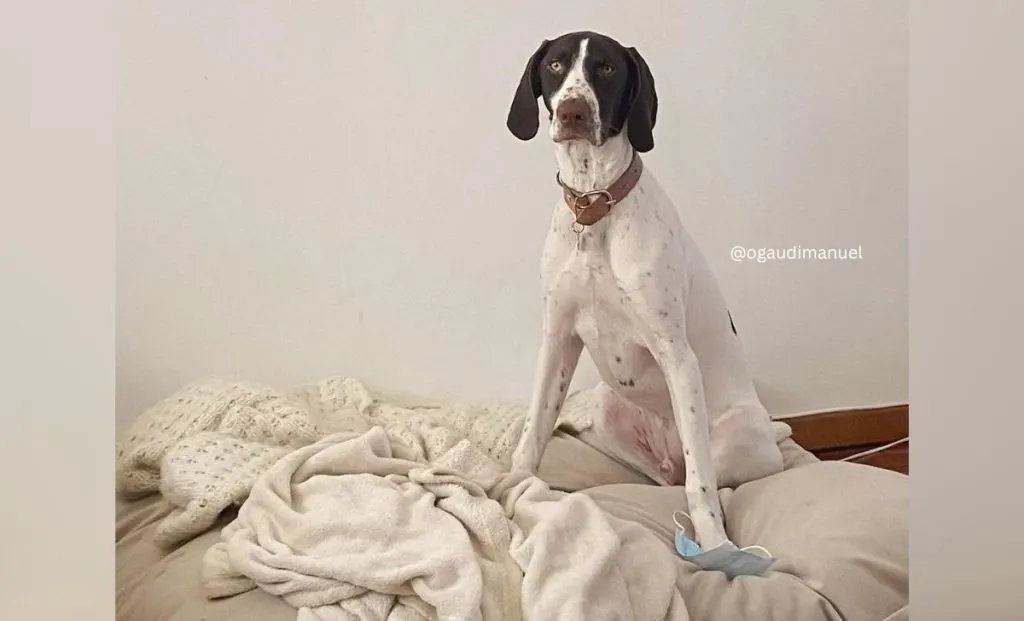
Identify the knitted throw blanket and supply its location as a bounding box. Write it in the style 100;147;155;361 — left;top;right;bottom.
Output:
115;376;597;548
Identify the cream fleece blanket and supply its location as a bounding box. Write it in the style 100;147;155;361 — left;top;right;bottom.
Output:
115;376;596;549
200;426;689;621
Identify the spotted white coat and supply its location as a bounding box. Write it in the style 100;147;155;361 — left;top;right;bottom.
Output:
510;36;784;550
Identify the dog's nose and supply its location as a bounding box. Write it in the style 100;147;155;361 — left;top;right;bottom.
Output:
555;97;593;133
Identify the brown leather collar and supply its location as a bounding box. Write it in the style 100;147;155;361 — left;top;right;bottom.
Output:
557;152;644;226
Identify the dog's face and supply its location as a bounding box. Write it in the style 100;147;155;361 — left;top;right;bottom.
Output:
506;31;658;152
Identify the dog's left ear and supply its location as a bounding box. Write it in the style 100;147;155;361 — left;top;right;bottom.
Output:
506;39;551;141
625;47;658;153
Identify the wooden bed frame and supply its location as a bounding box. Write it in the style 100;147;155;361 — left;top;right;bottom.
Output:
778;404;909;475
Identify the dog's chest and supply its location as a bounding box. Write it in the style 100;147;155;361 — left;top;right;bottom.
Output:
570;259;634;351
543;227;666;396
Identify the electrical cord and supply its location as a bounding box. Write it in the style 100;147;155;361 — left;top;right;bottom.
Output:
837;436;909;462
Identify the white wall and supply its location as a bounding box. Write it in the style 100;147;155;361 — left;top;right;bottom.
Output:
117;1;907;425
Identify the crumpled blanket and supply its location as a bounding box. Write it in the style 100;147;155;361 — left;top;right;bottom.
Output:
114;376;597;548
201;426;689;621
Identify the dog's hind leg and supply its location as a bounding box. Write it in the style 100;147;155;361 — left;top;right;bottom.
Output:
708;402;785;488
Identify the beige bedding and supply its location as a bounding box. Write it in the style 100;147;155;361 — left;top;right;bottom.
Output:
117;431;907;621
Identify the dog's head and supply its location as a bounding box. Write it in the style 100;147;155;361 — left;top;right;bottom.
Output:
506;31;658;152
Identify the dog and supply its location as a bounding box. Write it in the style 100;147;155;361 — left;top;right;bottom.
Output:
505;31;785;552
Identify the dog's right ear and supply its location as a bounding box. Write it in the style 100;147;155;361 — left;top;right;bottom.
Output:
506;40;551;141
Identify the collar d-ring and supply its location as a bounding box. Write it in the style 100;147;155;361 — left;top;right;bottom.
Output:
555;151;644;227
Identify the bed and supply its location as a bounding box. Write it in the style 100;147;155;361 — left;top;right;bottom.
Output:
115;377;908;621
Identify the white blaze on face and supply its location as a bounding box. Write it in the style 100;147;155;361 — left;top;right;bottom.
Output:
548;37;601;141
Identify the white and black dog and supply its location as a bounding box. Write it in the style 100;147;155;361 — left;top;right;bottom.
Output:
505;31;785;553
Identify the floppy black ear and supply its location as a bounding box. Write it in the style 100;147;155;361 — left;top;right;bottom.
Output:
506;40;550;141
625;47;658;153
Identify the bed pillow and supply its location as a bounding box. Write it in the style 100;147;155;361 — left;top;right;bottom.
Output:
583;460;908;621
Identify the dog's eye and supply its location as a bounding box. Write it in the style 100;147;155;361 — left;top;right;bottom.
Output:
599;64;616;76
547;60;564;74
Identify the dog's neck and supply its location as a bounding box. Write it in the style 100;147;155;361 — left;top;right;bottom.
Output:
552;132;634;194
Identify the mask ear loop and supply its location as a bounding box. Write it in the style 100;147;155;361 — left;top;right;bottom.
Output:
672;510;694;535
740;545;774;559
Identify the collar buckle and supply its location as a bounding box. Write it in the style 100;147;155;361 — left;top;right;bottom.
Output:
555;172;617;214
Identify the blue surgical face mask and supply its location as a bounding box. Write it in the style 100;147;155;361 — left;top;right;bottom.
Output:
672;511;776;580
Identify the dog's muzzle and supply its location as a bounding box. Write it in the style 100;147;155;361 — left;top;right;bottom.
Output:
553;97;595;142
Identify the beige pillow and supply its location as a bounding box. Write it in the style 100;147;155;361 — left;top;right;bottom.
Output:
583;460;908;621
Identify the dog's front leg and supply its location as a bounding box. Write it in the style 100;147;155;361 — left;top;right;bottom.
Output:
649;338;730;551
511;304;583;474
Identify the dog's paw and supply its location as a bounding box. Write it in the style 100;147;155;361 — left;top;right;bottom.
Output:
692;518;730;552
